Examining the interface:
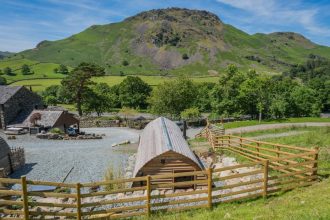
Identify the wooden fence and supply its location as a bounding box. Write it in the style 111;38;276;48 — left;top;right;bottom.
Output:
0;126;319;219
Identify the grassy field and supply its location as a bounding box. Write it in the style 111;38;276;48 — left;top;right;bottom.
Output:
138;178;330;220
11;75;218;92
222;117;330;129
140;127;330;220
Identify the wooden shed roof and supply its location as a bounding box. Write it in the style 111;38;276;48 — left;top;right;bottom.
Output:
133;117;203;177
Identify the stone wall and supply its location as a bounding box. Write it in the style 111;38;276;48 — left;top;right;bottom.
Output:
9;147;25;172
1;87;43;128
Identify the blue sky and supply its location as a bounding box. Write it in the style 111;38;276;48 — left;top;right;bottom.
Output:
1;0;330;52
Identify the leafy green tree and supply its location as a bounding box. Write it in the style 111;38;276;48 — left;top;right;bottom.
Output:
238;70;271;121
180;107;201;121
0;69;3;75
149;76;197;117
195;82;215;112
42;85;60;105
122;60;129;66
53;67;58;73
4;67;14;76
21;64;32;75
0;76;6;85
82;83;112;116
58;64;69;74
269;96;288;118
290;86;322;116
211;64;246;117
118;76;151;109
61;62;105;116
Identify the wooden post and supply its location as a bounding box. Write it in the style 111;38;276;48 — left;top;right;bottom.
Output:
207;168;213;209
263;160;269;199
228;136;231;147
276;146;280;158
21;176;29;220
239;137;242;148
146;175;151;217
76;183;82;220
312;147;319;177
256;143;260;158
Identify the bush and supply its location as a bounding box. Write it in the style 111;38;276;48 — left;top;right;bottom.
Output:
122;60;129;66
182;53;189;60
49;128;64;134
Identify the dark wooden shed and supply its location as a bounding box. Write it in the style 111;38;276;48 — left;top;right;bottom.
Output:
132;117;205;188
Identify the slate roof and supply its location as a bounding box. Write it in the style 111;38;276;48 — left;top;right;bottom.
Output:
133;117;204;177
0;86;22;104
0;136;10;159
23;110;64;127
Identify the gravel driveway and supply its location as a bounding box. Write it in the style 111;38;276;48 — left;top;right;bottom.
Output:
0;128;140;183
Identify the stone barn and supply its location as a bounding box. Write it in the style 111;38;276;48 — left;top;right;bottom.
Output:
132;117;205;188
0;86;43;129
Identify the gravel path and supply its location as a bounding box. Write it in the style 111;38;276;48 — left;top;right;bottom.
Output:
226;122;330;135
0;128;140;183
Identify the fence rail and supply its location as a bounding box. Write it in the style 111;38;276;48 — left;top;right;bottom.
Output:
0;125;319;219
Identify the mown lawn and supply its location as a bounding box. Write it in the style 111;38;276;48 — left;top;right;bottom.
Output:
137;178;330;220
138;127;330;220
222;117;330;129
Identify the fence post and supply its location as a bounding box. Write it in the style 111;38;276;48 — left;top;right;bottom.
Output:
207;168;213;209
312;147;319;177
21;176;29;220
263;160;269;199
76;183;82;220
256;143;260;158
228;135;231;147
146;175;151;217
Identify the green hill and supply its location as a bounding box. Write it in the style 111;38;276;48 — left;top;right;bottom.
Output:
2;8;330;79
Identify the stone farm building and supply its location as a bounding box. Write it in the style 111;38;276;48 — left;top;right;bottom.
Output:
23;110;80;133
0;86;43;129
133;117;205;188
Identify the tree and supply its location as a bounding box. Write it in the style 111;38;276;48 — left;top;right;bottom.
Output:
58;64;69;74
42;85;61;105
82;83;112;116
269;96;288;118
182;53;189;60
238;70;270;121
4;67;14;76
61;62;105;116
122;60;129;66
211;64;246;117
290;86;322;117
194;82;215;112
149;77;197;117
21;64;32;75
180;107;201;121
0;76;6;85
118;76;151;109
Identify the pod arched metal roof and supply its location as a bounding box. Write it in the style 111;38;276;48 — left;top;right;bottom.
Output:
133;117;203;177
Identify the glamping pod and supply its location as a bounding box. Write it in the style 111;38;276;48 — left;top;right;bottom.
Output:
132;117;205;188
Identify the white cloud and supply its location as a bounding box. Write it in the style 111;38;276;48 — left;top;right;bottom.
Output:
217;0;330;36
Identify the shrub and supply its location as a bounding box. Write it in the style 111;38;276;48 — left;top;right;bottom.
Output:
49;128;64;134
122;60;129;66
182;53;189;60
